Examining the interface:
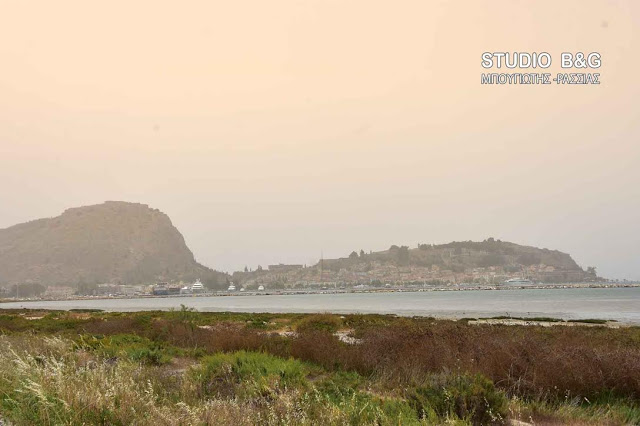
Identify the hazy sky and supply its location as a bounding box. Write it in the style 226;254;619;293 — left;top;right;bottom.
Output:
1;1;639;279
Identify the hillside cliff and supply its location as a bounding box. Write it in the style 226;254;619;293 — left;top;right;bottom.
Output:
0;202;227;287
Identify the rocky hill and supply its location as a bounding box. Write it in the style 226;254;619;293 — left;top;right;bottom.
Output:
0;202;227;287
233;238;595;288
325;239;586;273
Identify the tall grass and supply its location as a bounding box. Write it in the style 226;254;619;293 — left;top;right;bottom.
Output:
288;320;640;401
1;310;639;424
0;336;431;425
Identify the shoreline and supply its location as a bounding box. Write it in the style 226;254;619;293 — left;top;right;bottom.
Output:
0;307;627;328
2;281;638;304
1;286;639;325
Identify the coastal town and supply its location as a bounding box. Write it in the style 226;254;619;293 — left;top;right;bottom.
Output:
1;261;636;302
236;261;595;290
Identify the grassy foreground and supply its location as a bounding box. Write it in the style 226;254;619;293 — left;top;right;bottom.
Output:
0;309;638;425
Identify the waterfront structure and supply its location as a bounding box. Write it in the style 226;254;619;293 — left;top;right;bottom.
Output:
191;279;204;293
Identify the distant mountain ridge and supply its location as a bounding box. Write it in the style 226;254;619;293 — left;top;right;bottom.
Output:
0;201;227;287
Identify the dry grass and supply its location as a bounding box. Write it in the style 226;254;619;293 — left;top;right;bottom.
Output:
1;310;639;425
288;321;640;402
64;312;640;401
0;336;419;425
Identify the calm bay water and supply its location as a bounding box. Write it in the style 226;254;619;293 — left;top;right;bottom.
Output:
2;287;640;323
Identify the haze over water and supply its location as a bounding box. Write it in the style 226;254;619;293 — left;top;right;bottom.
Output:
4;287;640;324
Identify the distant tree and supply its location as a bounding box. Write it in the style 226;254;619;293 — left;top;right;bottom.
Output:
586;266;597;276
478;253;505;268
76;282;98;296
451;264;465;273
244;266;249;272
397;246;410;266
257;265;263;271
10;283;46;298
202;273;227;290
359;249;365;257
518;253;541;266
389;245;400;250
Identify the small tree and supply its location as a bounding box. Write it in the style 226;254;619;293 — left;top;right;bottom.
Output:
397;246;410;266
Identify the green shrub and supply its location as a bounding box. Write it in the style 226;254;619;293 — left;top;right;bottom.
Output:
321;388;419;425
316;370;363;401
245;314;272;329
75;333;175;365
128;345;171;365
407;373;508;425
296;314;343;334
192;350;309;399
168;304;199;324
568;319;608;324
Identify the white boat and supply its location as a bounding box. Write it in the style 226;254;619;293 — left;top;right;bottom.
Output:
257;285;265;291
227;283;236;291
191;279;204;292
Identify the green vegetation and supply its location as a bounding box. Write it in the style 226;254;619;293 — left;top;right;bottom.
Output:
568;318;610;324
487;315;614;325
295;313;343;333
75;333;178;365
192;351;311;399
488;316;565;322
0;309;639;425
407;374;508;424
